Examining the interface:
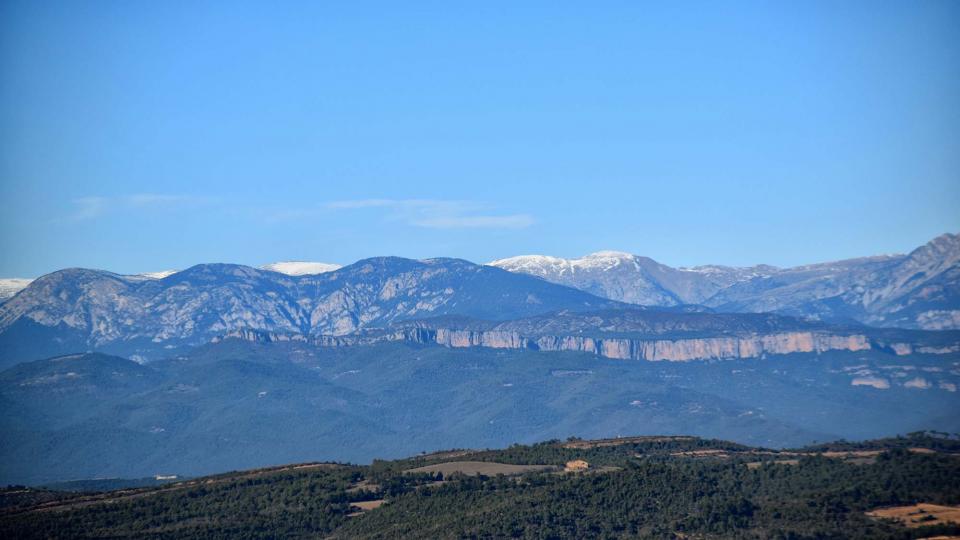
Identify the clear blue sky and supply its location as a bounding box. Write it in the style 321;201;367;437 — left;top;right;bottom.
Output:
1;1;958;277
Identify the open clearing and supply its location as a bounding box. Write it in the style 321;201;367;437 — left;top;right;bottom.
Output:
347;499;385;518
351;500;385;511
866;503;960;528
405;461;556;476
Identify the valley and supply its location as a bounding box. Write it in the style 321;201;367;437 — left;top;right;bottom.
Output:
2;339;958;485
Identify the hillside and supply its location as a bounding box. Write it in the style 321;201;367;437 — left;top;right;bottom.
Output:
0;257;619;367
3;341;958;485
3;433;959;539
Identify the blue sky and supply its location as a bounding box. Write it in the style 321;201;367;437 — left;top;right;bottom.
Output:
1;1;958;277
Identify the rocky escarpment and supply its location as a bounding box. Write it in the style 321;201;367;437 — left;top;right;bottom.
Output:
222;327;879;362
410;328;872;361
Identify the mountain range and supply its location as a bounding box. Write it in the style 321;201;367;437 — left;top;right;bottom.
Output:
0;234;958;369
3;233;955;330
489;233;960;330
1;235;958;484
0;257;621;367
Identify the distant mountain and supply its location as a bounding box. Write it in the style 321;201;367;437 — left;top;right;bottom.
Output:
0;257;618;366
0;271;178;302
259;261;341;275
0;278;32;301
489;251;778;306
489;233;960;330
2;341;958;484
124;270;178;281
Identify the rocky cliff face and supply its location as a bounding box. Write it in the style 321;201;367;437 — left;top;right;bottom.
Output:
223;325;877;362
404;328;873;361
489;233;960;330
216;306;959;363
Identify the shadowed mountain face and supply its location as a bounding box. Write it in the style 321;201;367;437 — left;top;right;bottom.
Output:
2;342;958;485
0;257;619;366
488;233;960;330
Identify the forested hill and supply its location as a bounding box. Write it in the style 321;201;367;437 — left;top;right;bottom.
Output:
3;433;960;539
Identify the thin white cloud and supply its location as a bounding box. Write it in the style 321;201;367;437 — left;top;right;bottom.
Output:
66;194;208;221
126;193;197;206
70;196;109;221
260;208;324;223
326;199;534;230
325;199;405;209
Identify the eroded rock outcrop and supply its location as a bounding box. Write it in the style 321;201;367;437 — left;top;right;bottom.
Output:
418;329;870;361
225;326;877;362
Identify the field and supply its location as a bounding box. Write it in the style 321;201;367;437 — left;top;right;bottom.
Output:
867;503;960;528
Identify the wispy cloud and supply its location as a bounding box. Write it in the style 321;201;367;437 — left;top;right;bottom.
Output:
71;197;109;221
324;199;534;230
66;194;209;221
126;194;197;206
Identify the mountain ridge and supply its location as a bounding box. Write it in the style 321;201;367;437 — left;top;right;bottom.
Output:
0;257;621;366
2;342;958;485
489;233;960;330
2;236;959;367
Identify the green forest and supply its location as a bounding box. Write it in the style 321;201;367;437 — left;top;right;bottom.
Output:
3;433;959;539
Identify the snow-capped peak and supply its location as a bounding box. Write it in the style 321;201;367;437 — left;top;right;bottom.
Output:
121;270;179;282
0;278;33;301
488;251;640;276
136;270;178;279
260;261;342;276
487;254;568;268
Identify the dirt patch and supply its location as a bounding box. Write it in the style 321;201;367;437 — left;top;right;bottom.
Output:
821;450;884;458
405;461;556;476
351;500;384;511
867;503;960;528
347;499;385;517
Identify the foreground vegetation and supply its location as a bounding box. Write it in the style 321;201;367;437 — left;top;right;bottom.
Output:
2;433;959;539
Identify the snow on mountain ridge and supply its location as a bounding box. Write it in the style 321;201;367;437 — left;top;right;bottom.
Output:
259;261;342;276
1;270;179;301
486;234;960;329
123;270;179;282
0;278;33;301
